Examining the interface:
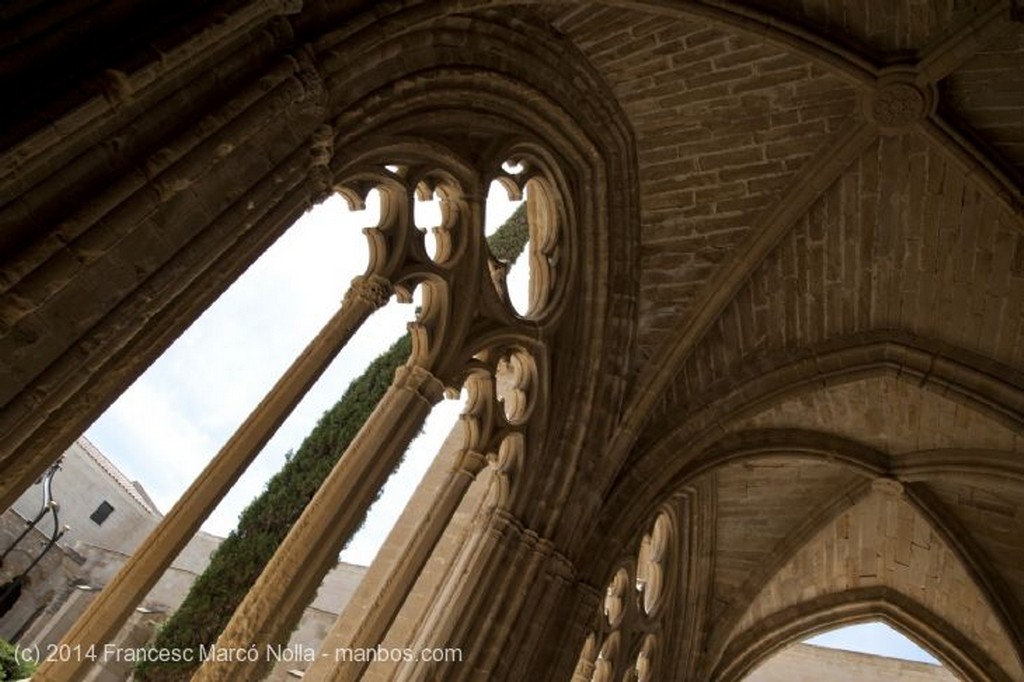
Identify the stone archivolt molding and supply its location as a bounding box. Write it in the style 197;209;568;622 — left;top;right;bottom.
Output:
712;587;1016;682
600;334;1024;555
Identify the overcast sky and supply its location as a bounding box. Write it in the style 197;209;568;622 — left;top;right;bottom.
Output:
81;184;937;666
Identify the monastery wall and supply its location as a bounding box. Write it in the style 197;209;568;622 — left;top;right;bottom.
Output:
746;643;957;681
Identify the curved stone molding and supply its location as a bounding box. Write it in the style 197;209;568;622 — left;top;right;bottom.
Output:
343;274;393;310
712;587;1018;682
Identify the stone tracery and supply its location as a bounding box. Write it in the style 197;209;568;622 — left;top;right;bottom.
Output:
575;509;677;682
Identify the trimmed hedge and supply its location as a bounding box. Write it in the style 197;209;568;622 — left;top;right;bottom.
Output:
487;203;528;264
0;638;35;681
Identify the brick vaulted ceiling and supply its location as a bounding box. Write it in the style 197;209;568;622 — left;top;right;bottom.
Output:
530;1;1024;679
534;3;862;355
533;1;1023;361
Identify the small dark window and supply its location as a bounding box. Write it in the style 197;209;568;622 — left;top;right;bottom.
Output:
90;501;114;525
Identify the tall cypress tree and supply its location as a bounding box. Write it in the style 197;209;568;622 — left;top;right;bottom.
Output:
137;203;529;680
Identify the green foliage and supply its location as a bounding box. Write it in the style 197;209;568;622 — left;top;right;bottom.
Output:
136;205;531;681
0;639;35;681
486;203;529;264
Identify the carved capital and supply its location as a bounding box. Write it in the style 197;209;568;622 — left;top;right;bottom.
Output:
309;124;333;165
344;274;392;309
454;449;488;476
393;364;446;404
543;542;577;582
488;508;525;537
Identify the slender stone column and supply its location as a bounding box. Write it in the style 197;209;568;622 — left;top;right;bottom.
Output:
303;443;486;682
451;518;567;680
545;578;602;681
390;509;529;680
191;361;446;682
33;275;390;682
392;505;499;681
392;509;579;681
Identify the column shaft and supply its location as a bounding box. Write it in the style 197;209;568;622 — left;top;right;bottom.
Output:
33;283;383;682
305;444;483;682
191;363;444;682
